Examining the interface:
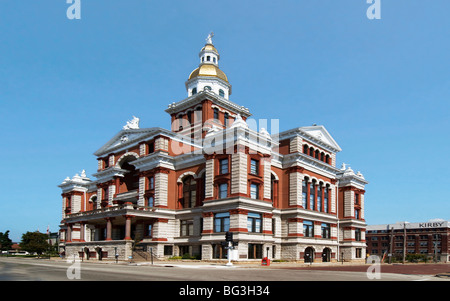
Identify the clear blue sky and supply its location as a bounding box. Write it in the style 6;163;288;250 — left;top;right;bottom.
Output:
0;1;449;241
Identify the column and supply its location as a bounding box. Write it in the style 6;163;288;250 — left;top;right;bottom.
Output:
262;155;271;201
79;222;85;242
288;166;304;207
124;215;133;240
105;218;113;241
229;209;248;232
202;212;214;234
231;149;247;196
154;167;170;207
66;224;72;242
204;154;215;200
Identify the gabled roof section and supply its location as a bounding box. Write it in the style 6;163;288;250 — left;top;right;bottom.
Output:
93;127;175;157
279;125;342;153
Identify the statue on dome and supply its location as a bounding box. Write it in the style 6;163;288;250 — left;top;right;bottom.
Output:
206;32;214;44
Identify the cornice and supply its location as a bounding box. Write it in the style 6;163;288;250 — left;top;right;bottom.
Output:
130;152;175;172
282;152;341;178
165;91;251;118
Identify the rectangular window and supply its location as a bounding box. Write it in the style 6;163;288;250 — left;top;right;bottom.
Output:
148;142;155;154
214;212;230;232
213;244;227;259
248;244;263;259
324;187;329;213
147;196;154;207
146;224;152;238
219;183;228;199
303;220;314;237
250;183;259;199
148;177;154;189
219;158;228;174
355;228;362;241
180;220;194;236
164;246;173;256
321;223;330;239
247;213;262;233
250;159;259;175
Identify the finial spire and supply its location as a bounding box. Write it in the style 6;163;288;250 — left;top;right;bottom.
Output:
206;32;214;44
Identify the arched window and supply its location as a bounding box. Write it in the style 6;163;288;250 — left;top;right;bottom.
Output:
213;108;219;120
224;112;229;127
325;154;330;164
120;160;139;193
219;89;225;97
303;145;308;154
302;178;308;208
309;147;314;157
182;176;197;208
89;196;97;211
320;152;325;162
204;86;212;91
192;87;197;95
315;150;320;159
310;180;316;210
317;184;322;212
324;185;329;213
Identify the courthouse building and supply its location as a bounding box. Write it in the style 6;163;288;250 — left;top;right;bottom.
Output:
58;35;368;262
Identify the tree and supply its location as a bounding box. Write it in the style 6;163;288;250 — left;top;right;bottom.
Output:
19;231;50;256
0;231;13;251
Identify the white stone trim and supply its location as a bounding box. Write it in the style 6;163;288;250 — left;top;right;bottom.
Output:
177;171;197;183
115;151;139;167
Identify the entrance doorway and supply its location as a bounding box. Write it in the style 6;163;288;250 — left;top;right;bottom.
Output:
322;248;331;262
304;247;314;263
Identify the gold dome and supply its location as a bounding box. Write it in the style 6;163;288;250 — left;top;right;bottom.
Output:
188;64;228;82
201;44;219;54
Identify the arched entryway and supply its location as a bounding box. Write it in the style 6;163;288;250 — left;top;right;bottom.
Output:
322;247;331;262
304;247;314;263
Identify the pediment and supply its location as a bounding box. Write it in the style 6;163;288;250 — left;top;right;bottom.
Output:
93;127;168;157
299;125;342;152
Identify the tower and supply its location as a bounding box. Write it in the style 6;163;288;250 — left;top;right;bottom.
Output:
167;33;250;138
185;32;232;100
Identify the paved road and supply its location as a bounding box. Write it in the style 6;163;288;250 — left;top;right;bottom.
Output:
0;257;448;282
